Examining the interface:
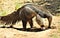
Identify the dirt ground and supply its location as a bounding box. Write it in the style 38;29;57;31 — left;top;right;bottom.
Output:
0;16;60;38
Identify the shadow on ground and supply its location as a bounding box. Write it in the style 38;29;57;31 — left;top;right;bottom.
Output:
11;27;51;32
0;26;55;32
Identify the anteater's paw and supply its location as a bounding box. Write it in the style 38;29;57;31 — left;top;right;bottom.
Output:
51;26;56;29
48;26;56;29
6;26;13;28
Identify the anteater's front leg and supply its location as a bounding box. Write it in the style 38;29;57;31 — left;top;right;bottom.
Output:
47;16;52;28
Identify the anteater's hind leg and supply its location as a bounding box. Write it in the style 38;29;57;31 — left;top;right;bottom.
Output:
28;19;33;28
7;21;16;28
22;20;27;30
